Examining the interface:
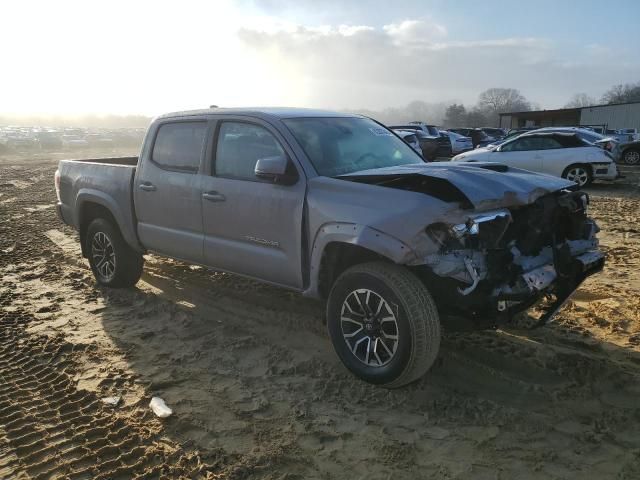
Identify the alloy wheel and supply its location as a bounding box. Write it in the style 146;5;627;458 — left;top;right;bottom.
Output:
565;167;589;187
340;289;399;367
91;231;116;281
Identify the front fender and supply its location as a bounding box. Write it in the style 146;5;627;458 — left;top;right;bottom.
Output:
303;222;417;298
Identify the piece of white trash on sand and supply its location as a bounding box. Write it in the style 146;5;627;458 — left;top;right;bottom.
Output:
101;396;121;406
149;397;173;418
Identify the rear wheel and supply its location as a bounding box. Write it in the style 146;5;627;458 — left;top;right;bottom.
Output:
327;262;441;388
622;148;640;165
562;164;592;187
86;218;143;288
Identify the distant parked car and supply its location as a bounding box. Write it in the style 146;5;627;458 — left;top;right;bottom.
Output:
480;127;506;140
86;134;115;147
601;128;639;144
449;128;493;148
35;131;63;150
618;128;640;142
392;129;422;155
389;124;439;160
406;121;441;137
0;134;37;151
436;132;453;157
61;135;89;148
444;130;473;154
404;123;450;156
452;132;618;187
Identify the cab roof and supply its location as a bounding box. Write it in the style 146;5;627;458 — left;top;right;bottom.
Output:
157;107;361;121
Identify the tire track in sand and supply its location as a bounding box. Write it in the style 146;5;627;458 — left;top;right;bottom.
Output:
0;306;222;479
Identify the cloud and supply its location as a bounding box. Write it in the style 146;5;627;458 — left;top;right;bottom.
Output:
237;19;640;110
383;19;447;45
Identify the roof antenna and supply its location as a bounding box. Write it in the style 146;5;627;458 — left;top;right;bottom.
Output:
209;105;219;109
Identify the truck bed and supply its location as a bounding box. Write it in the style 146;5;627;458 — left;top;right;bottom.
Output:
57;156;141;251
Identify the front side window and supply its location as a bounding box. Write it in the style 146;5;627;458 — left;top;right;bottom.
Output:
215;122;286;181
152;122;207;172
502;137;536;152
284;117;423;177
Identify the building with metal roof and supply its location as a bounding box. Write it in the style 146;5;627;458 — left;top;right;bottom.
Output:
499;101;640;131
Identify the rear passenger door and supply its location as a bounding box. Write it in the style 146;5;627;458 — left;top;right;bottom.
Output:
533;137;569;177
200;119;306;289
135;120;208;262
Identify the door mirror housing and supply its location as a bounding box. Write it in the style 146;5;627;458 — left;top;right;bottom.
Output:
254;155;297;185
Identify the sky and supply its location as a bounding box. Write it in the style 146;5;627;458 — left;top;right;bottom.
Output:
2;0;640;116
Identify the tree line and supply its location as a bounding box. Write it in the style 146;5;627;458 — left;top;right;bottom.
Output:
443;81;640;128
443;88;534;128
566;82;640;108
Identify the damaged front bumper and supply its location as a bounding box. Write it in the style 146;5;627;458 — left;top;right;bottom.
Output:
414;190;606;327
495;242;604;327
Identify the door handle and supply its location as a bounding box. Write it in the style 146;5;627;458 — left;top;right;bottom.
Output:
139;182;156;192
202;191;226;202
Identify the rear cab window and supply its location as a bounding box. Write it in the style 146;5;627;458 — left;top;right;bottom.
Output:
152;122;207;172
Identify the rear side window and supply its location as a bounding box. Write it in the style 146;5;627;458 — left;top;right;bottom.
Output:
152;122;207;172
215;122;285;181
502;137;537;151
536;137;564;149
556;135;586;148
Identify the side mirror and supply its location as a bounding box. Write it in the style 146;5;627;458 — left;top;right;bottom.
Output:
254;155;297;185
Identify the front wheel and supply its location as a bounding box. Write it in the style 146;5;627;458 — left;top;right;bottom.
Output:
562;164;592;187
86;218;143;288
327;262;441;388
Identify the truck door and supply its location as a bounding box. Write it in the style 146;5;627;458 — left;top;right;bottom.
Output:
200;119;306;289
134;120;208;262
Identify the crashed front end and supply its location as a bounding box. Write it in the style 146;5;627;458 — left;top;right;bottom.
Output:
415;189;604;326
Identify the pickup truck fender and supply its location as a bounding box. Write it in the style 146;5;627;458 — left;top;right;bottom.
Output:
303;223;417;298
75;188;143;255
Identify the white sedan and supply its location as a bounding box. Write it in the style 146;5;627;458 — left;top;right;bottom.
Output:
452;132;618;187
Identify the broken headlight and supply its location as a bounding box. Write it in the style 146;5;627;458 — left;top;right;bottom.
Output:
426;210;512;250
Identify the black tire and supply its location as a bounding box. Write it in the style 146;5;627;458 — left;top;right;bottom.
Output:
562;164;592;187
622;148;640;165
326;262;440;388
86;218;143;288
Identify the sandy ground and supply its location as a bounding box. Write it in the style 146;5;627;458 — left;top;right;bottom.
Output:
1;152;640;479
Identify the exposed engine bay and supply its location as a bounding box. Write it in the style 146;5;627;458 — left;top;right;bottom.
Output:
415;189;605;325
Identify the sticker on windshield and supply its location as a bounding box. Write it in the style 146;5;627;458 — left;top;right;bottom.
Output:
369;127;393;136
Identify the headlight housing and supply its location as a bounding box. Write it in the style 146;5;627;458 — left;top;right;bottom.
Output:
426;210;512;250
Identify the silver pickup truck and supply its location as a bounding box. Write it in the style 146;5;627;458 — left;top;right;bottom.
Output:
55;107;605;387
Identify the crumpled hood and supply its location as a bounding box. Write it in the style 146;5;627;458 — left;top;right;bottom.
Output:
337;161;577;210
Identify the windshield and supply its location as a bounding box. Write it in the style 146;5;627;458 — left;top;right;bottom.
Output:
283;117;424;176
